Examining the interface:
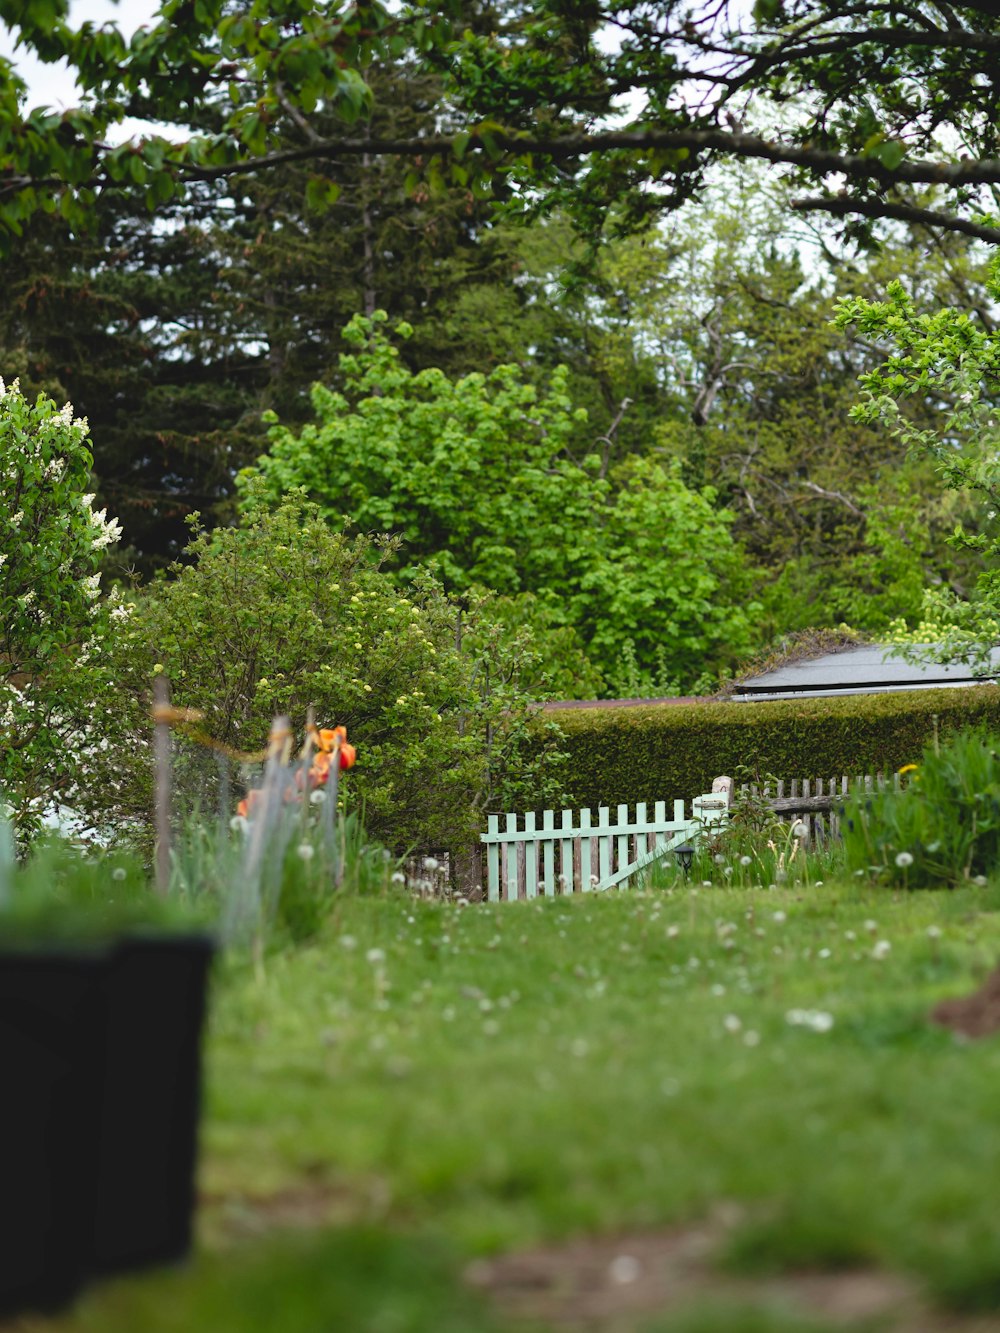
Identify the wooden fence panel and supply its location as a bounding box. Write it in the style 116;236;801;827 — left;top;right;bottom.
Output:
732;772;907;849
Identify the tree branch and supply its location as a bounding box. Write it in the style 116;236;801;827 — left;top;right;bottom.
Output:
790;193;1000;245
168;126;1000;196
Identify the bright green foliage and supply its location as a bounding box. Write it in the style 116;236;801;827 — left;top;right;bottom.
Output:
83;491;565;856
842;728;1000;888
239;313;760;694
836;262;1000;665
536;686;1000;815
0;379;123;843
241;312;592;594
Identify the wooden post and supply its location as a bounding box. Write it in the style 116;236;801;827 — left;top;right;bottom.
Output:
452;842;484;901
153;674;171;897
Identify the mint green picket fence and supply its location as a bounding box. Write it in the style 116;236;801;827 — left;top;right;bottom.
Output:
481;789;728;902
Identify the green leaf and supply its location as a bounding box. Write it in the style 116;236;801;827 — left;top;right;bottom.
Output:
874;140;906;170
305;176;341;212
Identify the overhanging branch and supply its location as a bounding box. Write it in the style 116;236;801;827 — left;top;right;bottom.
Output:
174;126;1000;195
790;193;1000;244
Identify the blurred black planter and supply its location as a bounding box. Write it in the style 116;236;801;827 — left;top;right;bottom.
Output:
0;946;108;1317
0;933;215;1318
88;934;215;1279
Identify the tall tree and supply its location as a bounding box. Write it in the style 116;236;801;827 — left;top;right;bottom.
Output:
0;190;269;573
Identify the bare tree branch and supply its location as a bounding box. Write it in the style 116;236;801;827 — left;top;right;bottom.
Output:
790;193;1000;245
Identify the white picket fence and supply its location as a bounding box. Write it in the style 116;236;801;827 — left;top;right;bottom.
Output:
481;789;729;902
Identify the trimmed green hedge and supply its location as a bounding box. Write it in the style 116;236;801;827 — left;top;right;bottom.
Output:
535;685;1000;812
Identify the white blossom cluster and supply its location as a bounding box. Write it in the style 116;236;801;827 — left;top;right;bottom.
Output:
81;493;123;552
1;381;128;842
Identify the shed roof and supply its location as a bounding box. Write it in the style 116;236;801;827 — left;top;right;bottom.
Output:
732;644;1000;702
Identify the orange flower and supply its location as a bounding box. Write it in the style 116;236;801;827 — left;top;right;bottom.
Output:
235;724;355;820
237;788;262;817
317;726;348;753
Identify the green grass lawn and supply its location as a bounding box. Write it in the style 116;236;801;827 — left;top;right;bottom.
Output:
35;879;1000;1331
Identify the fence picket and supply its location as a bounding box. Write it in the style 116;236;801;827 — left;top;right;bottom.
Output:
635;801;648;866
486;814;500;902
560;809;574;895
616;805;629;880
505;813;519;901
597;807;611;887
524;812;537;900
542;811;555;898
579;808;593;891
654;801;667;857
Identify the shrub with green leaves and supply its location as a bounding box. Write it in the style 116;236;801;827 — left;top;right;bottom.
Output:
841;728;1000;887
82;491;566;859
237;312;761;694
0;378;124;845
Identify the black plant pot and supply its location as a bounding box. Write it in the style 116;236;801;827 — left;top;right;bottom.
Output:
0;932;215;1318
0;946;109;1317
87;933;215;1279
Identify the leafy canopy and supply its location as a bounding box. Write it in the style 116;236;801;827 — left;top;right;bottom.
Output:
2;2;1000;250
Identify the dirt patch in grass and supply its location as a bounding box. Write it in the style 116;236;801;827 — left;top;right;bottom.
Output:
465;1219;999;1331
930;966;1000;1039
198;1177;393;1246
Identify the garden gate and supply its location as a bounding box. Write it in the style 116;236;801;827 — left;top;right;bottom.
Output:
481;785;730;902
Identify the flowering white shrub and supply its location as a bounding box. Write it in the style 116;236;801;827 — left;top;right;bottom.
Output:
0;378;123;844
